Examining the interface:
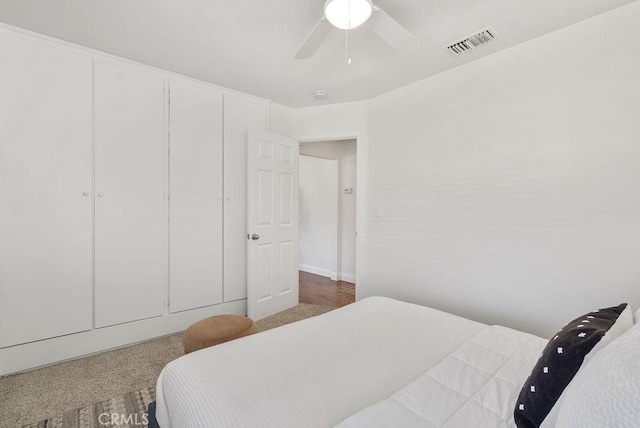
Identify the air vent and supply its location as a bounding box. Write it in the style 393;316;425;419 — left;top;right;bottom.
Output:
445;27;498;56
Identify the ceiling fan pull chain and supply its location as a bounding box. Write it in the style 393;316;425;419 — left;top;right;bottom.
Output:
346;29;352;65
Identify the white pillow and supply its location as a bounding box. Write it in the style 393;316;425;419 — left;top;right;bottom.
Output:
556;320;640;428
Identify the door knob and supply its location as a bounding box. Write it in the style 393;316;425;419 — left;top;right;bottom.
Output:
82;191;89;196
97;192;104;197
251;234;260;241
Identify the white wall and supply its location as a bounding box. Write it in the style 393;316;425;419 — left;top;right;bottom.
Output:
299;155;338;278
270;101;367;142
300;140;357;282
271;2;640;337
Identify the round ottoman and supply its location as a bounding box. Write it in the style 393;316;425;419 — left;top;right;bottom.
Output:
182;314;257;354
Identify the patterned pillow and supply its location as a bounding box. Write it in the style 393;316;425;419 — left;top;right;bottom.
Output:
514;303;633;428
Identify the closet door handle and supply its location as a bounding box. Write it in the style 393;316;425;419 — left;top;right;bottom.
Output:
97;192;104;197
250;234;260;241
82;191;89;196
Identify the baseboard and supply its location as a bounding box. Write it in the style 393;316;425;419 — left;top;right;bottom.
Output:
299;265;355;284
0;299;246;376
299;264;333;279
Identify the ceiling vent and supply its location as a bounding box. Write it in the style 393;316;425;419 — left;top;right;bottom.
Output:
445;27;498;56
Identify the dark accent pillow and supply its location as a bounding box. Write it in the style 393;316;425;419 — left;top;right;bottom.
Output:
147;402;161;428
514;303;632;428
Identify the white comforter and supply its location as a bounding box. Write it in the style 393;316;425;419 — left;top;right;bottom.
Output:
156;297;486;428
337;325;547;427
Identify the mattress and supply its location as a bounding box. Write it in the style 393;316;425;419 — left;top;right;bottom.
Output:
337;325;547;427
155;297;486;428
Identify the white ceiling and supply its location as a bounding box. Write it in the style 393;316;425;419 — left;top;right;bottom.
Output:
0;0;635;107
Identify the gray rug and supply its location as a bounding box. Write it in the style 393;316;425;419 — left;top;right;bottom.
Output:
20;304;335;428
23;387;154;428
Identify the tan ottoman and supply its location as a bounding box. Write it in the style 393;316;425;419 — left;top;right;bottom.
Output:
182;315;257;354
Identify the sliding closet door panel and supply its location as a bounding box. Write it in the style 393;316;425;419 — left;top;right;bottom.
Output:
0;31;93;347
169;80;223;313
223;94;268;302
94;60;166;328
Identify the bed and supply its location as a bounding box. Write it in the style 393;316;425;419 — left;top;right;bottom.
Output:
155;296;638;427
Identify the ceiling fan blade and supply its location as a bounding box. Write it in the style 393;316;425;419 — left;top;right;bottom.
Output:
293;17;334;59
368;6;417;52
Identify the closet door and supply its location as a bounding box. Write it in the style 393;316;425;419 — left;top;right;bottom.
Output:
94;60;166;328
223;94;268;302
0;31;93;347
169;80;223;312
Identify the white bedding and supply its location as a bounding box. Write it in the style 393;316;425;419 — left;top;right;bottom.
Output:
337;325;547;428
156;297;486;428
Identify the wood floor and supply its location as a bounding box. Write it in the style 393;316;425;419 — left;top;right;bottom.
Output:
299;271;355;307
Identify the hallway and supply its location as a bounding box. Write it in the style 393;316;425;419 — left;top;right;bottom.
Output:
299;271;355;307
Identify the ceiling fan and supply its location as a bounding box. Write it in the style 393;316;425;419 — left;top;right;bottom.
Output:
294;0;417;60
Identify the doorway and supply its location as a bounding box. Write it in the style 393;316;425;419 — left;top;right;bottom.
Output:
298;139;356;306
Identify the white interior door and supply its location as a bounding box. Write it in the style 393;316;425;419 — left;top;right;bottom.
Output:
94;60;166;328
247;130;299;320
0;31;93;347
169;79;223;312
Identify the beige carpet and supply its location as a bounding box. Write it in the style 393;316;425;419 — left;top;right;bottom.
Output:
0;303;335;428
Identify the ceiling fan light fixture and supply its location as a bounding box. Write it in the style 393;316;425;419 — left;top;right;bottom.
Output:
324;0;373;30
